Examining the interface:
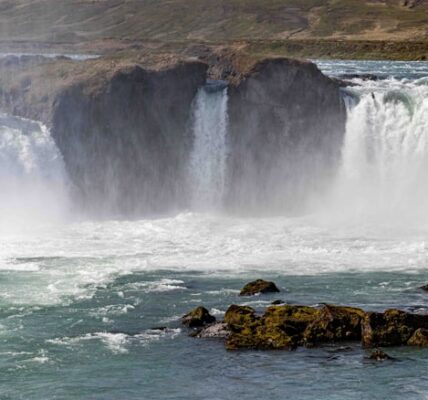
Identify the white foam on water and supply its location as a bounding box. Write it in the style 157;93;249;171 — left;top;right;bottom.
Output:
47;328;181;354
95;332;129;354
123;279;187;293
1;212;428;307
210;308;225;316
89;304;136;318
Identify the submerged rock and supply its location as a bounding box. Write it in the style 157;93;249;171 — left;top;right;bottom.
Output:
408;328;428;346
182;307;216;328
271;300;285;305
368;349;394;361
239;279;280;296
362;309;428;347
420;284;428;292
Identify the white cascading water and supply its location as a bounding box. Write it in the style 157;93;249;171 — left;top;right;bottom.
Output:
0;114;69;231
189;81;229;211
328;77;428;225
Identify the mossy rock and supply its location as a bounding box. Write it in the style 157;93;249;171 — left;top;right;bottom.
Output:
239;279;280;296
226;326;297;350
408;328;428;347
303;305;365;347
224;304;258;329
224;305;263;349
182;306;216;328
263;305;320;333
362;309;428;347
225;304;319;350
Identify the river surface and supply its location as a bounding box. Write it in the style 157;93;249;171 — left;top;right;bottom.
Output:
0;60;428;399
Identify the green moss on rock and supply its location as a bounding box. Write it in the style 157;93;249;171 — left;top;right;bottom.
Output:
224;305;258;329
182;306;216;328
225;304;321;350
239;279;280;296
303;305;365;347
408;328;428;347
362;309;428;347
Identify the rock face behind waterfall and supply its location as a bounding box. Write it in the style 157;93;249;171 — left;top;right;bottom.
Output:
225;57;346;214
0;51;345;216
51;61;207;215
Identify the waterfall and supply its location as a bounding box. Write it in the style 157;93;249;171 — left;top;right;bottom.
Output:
329;78;428;224
189;80;229;211
0;114;69;229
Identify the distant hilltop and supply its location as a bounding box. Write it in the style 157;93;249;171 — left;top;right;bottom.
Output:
0;0;427;43
0;0;427;60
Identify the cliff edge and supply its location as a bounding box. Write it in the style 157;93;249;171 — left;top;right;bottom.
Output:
0;51;346;215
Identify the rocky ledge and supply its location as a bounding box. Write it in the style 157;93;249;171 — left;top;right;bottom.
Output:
182;280;428;352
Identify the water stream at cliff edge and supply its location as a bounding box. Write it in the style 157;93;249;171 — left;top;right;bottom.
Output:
0;61;427;399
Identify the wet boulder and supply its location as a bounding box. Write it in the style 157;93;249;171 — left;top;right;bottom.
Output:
194;322;231;339
239;279;280;296
182;307;216;328
303;305;365;347
262;305;320;335
420;284;428;292
408;328;428;347
224;304;263;349
361;309;428;347
224;305;259;330
225;304;319;350
259;304;320;349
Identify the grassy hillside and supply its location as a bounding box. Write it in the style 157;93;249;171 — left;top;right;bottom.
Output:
0;0;427;59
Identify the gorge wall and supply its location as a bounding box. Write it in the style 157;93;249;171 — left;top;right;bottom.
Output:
0;52;346;216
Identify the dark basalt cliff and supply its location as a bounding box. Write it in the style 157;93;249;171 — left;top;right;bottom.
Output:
0;56;208;215
0;52;346;216
51;61;207;215
226;57;346;213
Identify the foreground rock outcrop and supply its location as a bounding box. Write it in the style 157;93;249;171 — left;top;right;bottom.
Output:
183;302;428;351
